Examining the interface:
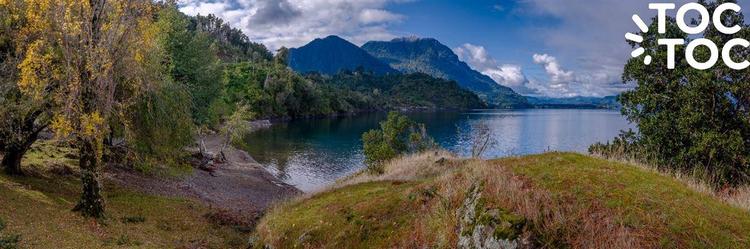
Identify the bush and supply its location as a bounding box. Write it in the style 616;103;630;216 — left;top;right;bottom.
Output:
362;112;435;173
589;130;644;161
0;218;20;249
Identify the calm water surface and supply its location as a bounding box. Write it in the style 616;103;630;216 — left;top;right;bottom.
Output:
242;109;634;192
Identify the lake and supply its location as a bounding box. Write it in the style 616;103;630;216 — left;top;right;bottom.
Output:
241;109;635;192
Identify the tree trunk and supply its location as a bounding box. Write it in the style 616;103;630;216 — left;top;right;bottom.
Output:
73;139;105;218
1;147;25;175
1;126;43;176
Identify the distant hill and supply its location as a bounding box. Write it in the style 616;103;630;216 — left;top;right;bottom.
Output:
362;37;530;109
288;35;397;75
306;71;487;111
526;96;621;109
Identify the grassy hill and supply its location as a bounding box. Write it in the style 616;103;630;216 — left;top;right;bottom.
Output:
254;152;750;248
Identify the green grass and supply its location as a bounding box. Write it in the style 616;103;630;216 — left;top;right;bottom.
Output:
256;152;750;248
257;181;425;248
0;142;246;248
501;153;750;248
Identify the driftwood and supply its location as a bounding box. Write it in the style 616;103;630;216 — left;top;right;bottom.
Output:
192;151;220;177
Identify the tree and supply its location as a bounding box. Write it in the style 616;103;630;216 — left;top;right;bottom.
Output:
468;122;497;159
362;112;434;173
17;0;158;217
190;13;273;63
611;0;750;187
156;4;223;127
0;0;52;175
218;104;255;161
275;47;290;65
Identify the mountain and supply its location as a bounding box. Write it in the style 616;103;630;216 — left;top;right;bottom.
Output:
288;35;397;75
361;37;530;108
526;96;621;109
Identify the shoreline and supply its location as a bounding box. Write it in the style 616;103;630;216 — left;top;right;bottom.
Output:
107;132;300;218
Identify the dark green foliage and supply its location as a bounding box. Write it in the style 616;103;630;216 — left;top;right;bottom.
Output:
222;63;485;120
120;216;146;224
310;70;487;111
274;47;289;66
222;62;329;118
129;80;193;163
156;5;224;127
595;0;750;187
362;112;435;173
388;73;487;109
0;218;20;249
189;14;273;63
589;130;645;160
527;96;621;109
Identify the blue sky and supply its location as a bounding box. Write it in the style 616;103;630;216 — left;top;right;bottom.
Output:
178;0;750;97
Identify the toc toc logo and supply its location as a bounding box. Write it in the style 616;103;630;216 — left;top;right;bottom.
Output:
627;3;748;70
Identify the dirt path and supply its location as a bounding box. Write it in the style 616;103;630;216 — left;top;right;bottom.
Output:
107;133;300;218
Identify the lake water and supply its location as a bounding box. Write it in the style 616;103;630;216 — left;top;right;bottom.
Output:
241;109;635;192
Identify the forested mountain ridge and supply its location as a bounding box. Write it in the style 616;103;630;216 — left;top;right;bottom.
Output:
288;35;398;75
305;70;487;111
526;95;621;109
362;37;530;108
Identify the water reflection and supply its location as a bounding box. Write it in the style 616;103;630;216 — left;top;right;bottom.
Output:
241;109;634;192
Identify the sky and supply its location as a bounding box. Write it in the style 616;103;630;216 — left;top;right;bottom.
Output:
178;0;750;98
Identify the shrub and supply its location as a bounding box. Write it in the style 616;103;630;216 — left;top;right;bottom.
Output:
0;218;20;249
362;112;435;173
589;129;645;161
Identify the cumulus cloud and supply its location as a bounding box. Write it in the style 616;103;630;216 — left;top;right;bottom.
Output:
455;44;538;95
177;0;410;50
532;54;573;84
529;53;634;97
453;39;633;98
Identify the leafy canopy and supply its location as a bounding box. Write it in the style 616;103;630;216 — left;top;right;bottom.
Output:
594;0;750;187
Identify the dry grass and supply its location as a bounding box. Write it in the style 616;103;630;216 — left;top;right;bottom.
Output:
339;150;459;186
480;156;644;248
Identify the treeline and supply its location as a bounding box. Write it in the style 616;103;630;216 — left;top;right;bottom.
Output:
0;1;484;218
305;69;487;112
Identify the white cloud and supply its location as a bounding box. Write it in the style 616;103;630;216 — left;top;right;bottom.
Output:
359;9;404;24
484;65;526;86
455;44;538;95
530;53;633;97
177;0;410;50
532;54;573;84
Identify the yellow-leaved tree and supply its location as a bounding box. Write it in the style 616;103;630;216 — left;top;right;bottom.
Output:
16;0;159;218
